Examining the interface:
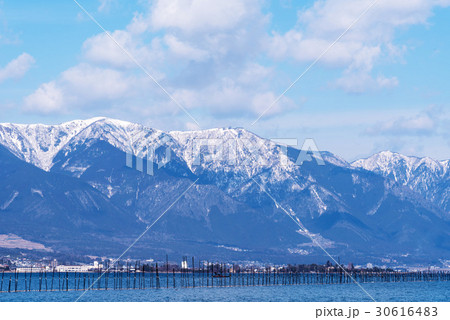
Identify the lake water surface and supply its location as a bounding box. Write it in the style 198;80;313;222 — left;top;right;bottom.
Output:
1;281;449;302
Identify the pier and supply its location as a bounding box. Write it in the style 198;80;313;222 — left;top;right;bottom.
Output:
1;258;449;293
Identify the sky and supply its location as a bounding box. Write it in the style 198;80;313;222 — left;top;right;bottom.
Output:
0;0;449;161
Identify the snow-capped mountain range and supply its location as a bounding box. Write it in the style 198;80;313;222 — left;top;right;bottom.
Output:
353;151;450;213
0;117;167;171
0;117;296;182
0;117;448;264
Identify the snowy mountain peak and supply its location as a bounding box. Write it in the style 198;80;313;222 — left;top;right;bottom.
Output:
168;128;293;189
1;117;449;262
352;151;446;177
352;151;449;213
442;160;450;174
169;126;264;142
0;118;102;170
0;119;274;173
0;117;165;171
1;118;447;212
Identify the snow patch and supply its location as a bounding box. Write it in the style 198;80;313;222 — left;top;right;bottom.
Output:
216;245;249;252
1;191;19;210
65;165;90;178
0;234;52;251
310;185;327;214
31;188;43;198
297;231;335;249
287;248;309;255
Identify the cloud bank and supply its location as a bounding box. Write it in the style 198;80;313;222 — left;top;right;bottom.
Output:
22;0;450;128
0;53;35;83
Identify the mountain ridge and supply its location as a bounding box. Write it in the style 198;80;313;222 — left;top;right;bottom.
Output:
352;150;450;214
0;117;449;264
1;117;448;173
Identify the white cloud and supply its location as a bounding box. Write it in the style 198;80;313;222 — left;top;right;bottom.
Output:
270;31;362;67
98;0;115;13
24;81;65;114
298;0;440;42
335;72;398;93
82;30;135;68
135;0;268;63
0;53;35;83
82;29;164;70
365;107;445;136
269;0;450;92
23;0;291;122
148;0;257;34
171;76;295;118
237;63;273;85
250;92;294;116
168;61;295;118
60;63;132;100
375;75;399;88
23;0;449;124
163;34;210;62
24;63;136;114
374;115;435;135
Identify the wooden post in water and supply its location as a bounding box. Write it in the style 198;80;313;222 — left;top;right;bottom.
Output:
29;267;32;291
149;264;153;289
210;261;214;287
166;255;169;289
143;264;146;290
180;257;184;287
133;262;137;289
137;261;140;289
155;262;160;289
14;269;18;292
206;261;209;287
173;268;175;288
202;262;205;287
199;260;201;287
192;257;195;288
96;268;100;290
113;266;116;290
51;269;54;291
106;269;109;290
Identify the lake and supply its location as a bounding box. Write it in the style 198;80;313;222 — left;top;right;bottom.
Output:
1;281;449;302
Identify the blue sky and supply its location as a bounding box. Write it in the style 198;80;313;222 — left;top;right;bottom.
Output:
0;0;449;161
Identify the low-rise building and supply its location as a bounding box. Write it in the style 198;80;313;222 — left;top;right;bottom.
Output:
16;267;45;272
55;265;91;272
0;264;10;271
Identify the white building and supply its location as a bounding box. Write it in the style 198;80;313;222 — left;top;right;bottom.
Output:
55;262;104;272
16;267;43;273
55;265;91;272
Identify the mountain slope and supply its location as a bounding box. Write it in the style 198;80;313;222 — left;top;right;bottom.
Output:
352;151;450;215
0;144;144;255
0;118;449;264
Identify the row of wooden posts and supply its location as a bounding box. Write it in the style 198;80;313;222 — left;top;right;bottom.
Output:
1;257;449;293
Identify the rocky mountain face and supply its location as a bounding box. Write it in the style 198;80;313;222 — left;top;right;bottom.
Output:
352;151;450;215
0;118;448;265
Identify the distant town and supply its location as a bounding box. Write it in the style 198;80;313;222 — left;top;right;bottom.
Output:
1;254;448;274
